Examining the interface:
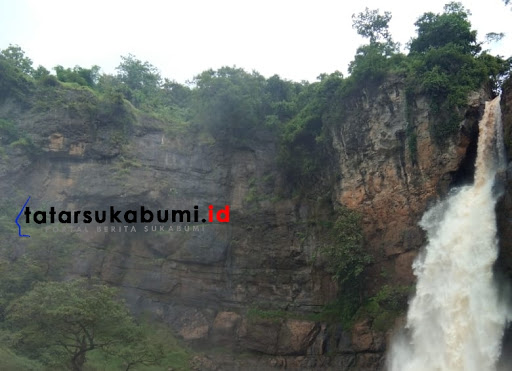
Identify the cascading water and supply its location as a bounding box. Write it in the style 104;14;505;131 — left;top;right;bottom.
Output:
387;96;510;371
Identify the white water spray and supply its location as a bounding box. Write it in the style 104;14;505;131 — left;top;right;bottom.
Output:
388;97;510;371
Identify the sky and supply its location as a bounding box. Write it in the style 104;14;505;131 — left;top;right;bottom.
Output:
0;0;511;84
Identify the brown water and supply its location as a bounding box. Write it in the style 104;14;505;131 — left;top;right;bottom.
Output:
387;97;510;371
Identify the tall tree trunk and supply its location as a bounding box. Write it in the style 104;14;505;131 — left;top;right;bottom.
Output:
71;350;86;371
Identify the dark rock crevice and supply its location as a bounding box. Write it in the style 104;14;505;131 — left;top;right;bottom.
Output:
449;127;479;188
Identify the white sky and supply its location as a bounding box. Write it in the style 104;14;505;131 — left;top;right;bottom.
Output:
0;0;510;83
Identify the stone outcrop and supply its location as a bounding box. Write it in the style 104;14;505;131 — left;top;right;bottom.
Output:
331;80;486;291
1;76;507;370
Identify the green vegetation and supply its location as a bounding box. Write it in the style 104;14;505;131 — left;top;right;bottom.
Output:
322;207;371;287
357;285;413;331
409;2;479;55
278;72;340;186
0;276;191;370
0;118;39;157
192;67;267;143
348;7;400;85
309;285;412;331
312;296;362;329
0;52;33;103
244;282;409;333
316;207;373;328
86;324;191;371
54;65;100;88
7;280;136;370
0;347;44;371
0;118;19;144
0;44;34;76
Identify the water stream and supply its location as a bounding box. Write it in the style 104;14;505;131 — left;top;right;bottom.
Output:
388;97;510;371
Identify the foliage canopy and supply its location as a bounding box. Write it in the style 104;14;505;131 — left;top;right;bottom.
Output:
7;280;137;371
352;7;393;44
410;2;480;55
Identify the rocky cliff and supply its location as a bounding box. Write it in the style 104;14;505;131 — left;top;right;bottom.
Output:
1;75;509;370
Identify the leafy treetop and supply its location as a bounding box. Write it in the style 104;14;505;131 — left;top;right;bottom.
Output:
410;2;480;55
352;7;393;44
7;279;137;371
0;44;33;75
116;54;161;92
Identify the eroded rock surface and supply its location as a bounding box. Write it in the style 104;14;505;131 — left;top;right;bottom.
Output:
1;77;505;370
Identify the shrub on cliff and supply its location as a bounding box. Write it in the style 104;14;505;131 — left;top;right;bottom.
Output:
54;65;100;88
322;207;372;288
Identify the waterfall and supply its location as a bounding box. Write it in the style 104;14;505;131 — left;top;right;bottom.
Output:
387;97;510;371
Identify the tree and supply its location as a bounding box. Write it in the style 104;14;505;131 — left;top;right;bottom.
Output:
0;44;33;75
0;55;33;102
32;65;50;80
410;2;480;55
348;43;397;81
0;255;44;321
192;66;267;140
113;54;162;108
161;78;192;107
109;329;165;371
348;8;400;83
352;7;393;44
485;32;505;44
116;54;161;92
7;279;137;371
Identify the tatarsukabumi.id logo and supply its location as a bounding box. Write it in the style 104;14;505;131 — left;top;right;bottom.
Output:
16;196;230;237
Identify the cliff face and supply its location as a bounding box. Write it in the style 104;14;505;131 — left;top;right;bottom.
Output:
0;77;500;369
332;79;485;290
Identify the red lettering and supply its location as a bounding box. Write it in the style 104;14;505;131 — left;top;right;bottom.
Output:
216;205;230;222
